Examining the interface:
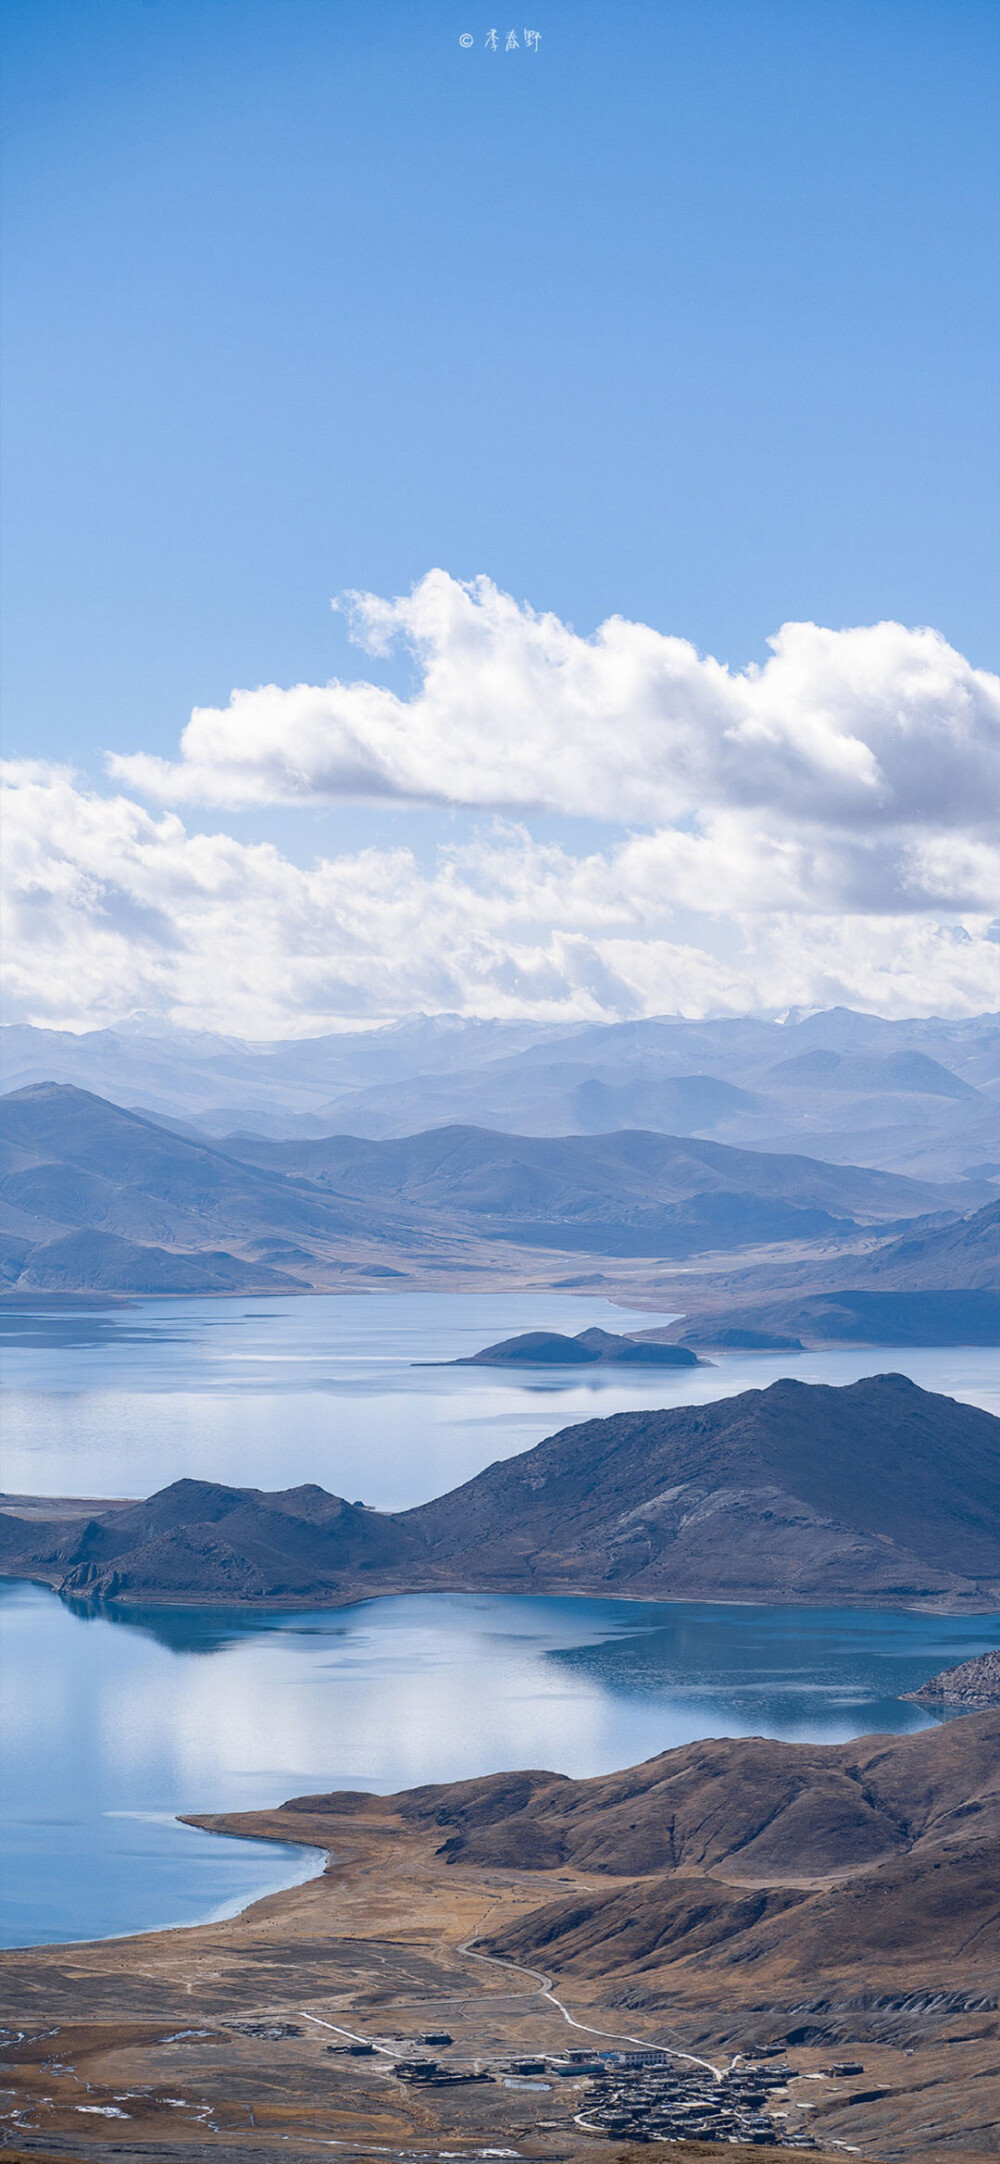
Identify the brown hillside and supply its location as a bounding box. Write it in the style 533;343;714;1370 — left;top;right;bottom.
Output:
288;1709;1000;1885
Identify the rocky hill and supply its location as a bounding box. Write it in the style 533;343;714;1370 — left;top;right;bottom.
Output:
3;1373;999;1609
404;1372;1000;1607
0;1477;422;1603
290;1710;1000;1884
905;1647;1000;1707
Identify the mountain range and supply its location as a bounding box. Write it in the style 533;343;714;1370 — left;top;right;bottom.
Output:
4;1007;1000;1181
668;1198;1000;1349
4;1374;998;1609
3;1080;993;1295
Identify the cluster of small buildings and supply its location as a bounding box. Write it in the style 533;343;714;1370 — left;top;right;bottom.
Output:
324;2025;843;2143
575;2055;816;2147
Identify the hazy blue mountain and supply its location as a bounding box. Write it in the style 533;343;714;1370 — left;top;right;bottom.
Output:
0;1082;419;1288
764;1049;980;1098
847;1194;1000;1288
680;1288;1000;1350
224;1122;984;1244
0;1015;572;1120
16;1228;298;1293
1;1079;991;1291
669;1200;1000;1347
3;1011;998;1181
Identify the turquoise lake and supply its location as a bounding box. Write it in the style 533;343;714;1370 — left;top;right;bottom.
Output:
2;1289;999;1948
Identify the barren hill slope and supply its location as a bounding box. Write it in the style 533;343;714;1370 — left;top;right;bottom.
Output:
4;1374;999;1610
407;1371;1000;1606
367;1711;1000;1879
277;1712;1000;2029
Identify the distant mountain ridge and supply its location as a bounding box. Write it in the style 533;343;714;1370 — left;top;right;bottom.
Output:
0;1081;417;1290
4;1007;999;1179
678;1285;1000;1350
220;1123;982;1254
2;1081;989;1293
3;1374;998;1609
671;1203;1000;1350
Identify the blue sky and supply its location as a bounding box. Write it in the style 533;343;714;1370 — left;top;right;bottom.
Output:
3;0;999;1033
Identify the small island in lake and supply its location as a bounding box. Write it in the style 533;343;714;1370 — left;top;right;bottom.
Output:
450;1325;702;1367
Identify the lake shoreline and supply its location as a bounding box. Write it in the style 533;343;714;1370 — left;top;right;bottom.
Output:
4;1556;999;1616
3;1717;998;2163
4;1573;997;1951
4;1295;1000;1959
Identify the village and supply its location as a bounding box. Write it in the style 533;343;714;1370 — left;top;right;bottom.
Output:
322;2025;827;2146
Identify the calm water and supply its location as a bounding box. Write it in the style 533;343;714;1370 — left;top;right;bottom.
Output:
3;1578;997;1949
4;1287;1000;1507
2;1290;999;1949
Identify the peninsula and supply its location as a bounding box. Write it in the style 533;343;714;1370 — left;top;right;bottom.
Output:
3;1372;999;1610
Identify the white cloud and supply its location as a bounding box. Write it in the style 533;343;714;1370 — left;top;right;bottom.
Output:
3;762;999;1035
8;575;1000;1034
109;572;1000;840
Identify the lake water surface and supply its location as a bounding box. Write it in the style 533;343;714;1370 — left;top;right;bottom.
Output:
2;1290;999;1948
5;1286;1000;1506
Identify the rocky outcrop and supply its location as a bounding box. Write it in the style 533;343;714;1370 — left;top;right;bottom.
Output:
905;1647;1000;1707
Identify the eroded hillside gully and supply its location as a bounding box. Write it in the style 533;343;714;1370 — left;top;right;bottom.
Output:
2;1286;999;2164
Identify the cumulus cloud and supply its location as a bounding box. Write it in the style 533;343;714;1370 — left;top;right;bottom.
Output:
3;762;998;1036
9;576;1000;1032
109;572;1000;840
